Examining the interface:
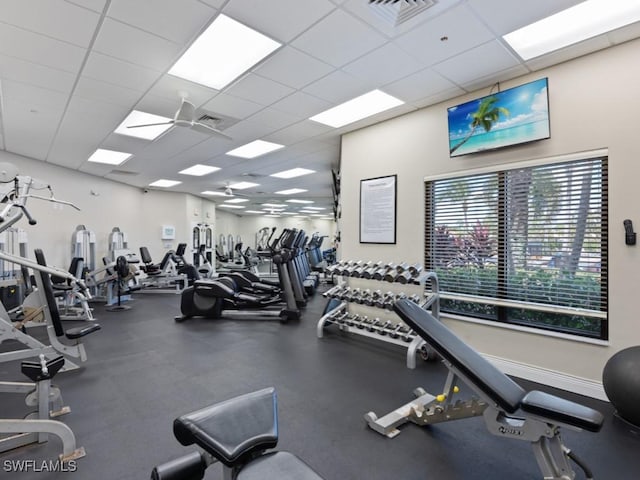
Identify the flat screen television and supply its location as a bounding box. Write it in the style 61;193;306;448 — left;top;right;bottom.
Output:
447;77;550;157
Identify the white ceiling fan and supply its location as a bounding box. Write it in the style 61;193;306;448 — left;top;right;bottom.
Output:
127;98;232;139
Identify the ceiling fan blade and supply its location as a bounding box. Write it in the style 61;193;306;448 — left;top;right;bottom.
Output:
176;99;196;123
127;121;174;129
191;122;232;140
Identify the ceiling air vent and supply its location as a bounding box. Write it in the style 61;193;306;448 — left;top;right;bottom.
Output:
368;0;437;26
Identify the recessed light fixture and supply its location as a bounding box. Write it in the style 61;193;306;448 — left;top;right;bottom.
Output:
270;168;315;179
262;203;287;208
309;89;404;128
503;0;640;60
304;207;326;211
226;140;284;159
281;212;297;215
229;181;259;190
224;198;249;203
201;191;228;196
287;199;314;204
275;188;307;195
299;209;317;214
264;214;281;218
149;179;181;188
245;210;264;214
262;208;285;212
87;148;132;165
179;164;221;176
168;14;281;90
114;111;173;140
218;204;246;209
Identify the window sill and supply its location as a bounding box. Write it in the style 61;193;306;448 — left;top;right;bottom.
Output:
439;312;610;347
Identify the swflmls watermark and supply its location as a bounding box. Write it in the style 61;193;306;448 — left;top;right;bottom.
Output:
3;459;78;473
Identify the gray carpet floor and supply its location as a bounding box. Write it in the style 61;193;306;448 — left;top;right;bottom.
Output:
1;287;639;479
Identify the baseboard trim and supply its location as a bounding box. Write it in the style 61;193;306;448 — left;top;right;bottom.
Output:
482;353;608;402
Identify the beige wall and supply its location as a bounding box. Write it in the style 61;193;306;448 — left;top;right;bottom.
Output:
340;38;640;396
3;151;334;269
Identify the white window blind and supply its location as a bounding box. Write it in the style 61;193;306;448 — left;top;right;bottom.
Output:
425;157;607;338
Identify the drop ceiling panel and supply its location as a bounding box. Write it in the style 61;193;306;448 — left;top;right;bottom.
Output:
222;119;276;143
225;73;295;107
0;23;86;73
223;0;335;43
132;128;210;161
0;0;100;47
343;0;465;38
201;93;265;120
64;0;107;13
384;67;458;103
92;18;182;71
82;52;161;93
2;101;63;161
342;42;424;86
246;107;300;132
394;4;494;67
171;136;235;166
197;0;226;9
434;40;522;86
48;102;131;168
292;9;387;67
146;74;218;108
106;0;216;44
467;0;584;36
254;47;335;90
270;91;332;119
75;76;144;107
264;120;333;146
0;53;77;95
302;70;370;104
413;86;466;109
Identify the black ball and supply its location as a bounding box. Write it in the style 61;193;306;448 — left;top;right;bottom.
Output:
603;346;640;427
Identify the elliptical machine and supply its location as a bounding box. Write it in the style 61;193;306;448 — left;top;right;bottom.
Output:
175;230;300;323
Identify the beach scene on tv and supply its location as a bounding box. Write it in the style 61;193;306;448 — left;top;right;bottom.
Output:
448;78;550;157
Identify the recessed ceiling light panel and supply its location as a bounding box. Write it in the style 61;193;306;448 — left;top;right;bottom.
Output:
270;168;315;179
87;148;132;165
226;140;284;158
201;191;228;196
169;14;281;90
503;0;640;60
149;179;181;188
114;111;173;140
229;181;259;190
275;188;307;195
224;198;249;203
179;164;221;176
310;89;404;128
218;204;246;209
287;199;314;204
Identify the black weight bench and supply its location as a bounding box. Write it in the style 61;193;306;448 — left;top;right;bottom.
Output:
366;299;604;480
151;387;324;480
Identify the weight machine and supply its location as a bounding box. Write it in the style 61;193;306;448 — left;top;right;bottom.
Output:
0;162;100;370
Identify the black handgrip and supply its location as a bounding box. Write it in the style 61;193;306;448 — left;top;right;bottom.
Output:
624;219;636;245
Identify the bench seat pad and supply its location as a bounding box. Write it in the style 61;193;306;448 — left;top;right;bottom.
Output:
173;388;278;467
238;451;324;480
521;390;604;432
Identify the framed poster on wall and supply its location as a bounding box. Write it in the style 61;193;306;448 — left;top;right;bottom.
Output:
360;174;397;244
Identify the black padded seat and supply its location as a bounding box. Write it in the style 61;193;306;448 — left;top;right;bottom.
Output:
237;451;324;480
393;300;526;413
521;390;604;432
394;299;604;433
174;388;278;467
65;323;101;340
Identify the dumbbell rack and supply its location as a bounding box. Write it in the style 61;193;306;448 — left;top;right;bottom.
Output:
317;261;439;369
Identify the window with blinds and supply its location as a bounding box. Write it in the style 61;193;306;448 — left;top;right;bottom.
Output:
425;156;608;339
